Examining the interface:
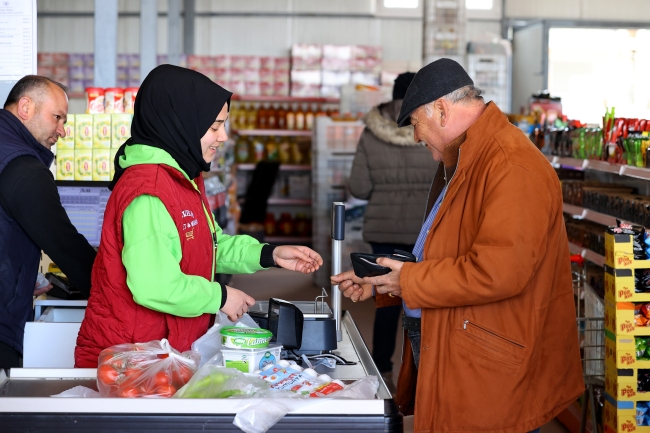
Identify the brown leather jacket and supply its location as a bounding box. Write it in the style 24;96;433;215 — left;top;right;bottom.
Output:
396;103;584;432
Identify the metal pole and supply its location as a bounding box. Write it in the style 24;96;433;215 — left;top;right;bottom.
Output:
167;0;182;66
140;0;157;82
331;202;345;342
183;0;195;55
94;0;118;87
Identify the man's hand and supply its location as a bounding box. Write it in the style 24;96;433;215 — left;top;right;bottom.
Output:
273;245;323;274
221;285;255;322
34;281;53;297
330;270;373;302
364;257;404;297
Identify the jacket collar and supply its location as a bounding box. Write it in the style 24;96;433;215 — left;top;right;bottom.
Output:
455;102;505;173
362;101;417;146
0;109;54;167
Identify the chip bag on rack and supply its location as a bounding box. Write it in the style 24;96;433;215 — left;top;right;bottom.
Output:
97;338;199;398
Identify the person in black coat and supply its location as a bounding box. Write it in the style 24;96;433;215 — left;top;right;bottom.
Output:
0;76;96;370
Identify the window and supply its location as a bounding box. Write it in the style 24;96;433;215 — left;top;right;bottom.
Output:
548;28;650;124
466;0;493;9
383;0;418;8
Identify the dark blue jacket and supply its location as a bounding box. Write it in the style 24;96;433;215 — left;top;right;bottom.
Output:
0;109;54;354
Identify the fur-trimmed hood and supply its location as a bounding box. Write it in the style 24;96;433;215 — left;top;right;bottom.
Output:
362;100;417;146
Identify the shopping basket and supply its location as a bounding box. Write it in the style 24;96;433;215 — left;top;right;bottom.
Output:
572;261;605;433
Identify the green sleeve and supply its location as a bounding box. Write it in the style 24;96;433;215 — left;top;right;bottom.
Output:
122;195;222;317
214;222;266;274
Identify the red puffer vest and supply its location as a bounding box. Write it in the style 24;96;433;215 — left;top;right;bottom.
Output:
74;164;214;367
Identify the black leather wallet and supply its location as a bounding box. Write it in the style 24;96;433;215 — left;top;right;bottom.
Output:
350;249;417;278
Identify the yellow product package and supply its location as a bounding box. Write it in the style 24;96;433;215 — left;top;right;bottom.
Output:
110;148;118;179
93;114;111;149
92;149;111;181
74;149;92;180
75;114;93;149
56;150;75;180
111;113;131;149
57;114;75;150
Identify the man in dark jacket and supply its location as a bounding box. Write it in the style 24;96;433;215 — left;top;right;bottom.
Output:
0;76;96;370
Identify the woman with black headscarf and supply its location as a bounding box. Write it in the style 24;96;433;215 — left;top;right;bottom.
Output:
75;65;322;368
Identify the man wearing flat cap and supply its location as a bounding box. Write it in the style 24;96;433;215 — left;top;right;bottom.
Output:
332;59;583;433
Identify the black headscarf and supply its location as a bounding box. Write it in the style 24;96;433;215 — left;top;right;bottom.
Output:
109;64;232;189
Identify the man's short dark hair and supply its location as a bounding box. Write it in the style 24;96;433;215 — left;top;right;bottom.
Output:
3;75;69;109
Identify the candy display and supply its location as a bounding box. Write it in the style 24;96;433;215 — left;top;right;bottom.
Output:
96;339;199;398
637;402;650;426
639;370;650;394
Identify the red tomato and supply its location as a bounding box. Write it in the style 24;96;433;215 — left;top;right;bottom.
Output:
155;384;177;398
171;364;194;387
97;365;119;385
157;353;169;359
119;385;140;398
154;371;171;387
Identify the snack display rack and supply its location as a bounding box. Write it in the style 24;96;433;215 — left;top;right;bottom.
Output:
603;232;650;432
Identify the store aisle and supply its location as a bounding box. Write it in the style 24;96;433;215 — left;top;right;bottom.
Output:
232;269;570;433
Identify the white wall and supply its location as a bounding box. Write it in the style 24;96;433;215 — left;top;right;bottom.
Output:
506;0;650;22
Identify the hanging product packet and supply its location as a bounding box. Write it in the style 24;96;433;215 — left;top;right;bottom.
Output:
96;338;199;398
610;221;650;292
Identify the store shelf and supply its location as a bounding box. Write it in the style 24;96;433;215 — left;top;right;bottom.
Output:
568;242;605;267
235;163;311;171
264;236;312;244
231;95;339;104
238;197;311;205
233;129;313;137
562;203;630;227
546;154;650;180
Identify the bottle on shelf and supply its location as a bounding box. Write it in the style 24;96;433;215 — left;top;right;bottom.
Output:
277;104;287;130
278;213;294;236
235;136;250;163
251;136;265;163
264;212;277;236
238;102;250;130
229;101;240;130
257;103;268;129
305;104;315;131
294;213;309;237
265;136;279;162
316;104;327;118
247;103;258;131
268;104;278;130
291;138;304;165
286;104;296;130
278;137;292;164
295;104;306;131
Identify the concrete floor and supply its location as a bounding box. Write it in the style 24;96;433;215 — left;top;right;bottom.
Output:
232;268;571;433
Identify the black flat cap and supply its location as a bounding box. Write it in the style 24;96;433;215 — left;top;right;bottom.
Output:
397;58;474;127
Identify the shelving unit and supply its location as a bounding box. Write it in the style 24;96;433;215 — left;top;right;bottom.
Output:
231;95;339;104
562;203;633;227
567;242;605;267
239;197;311;205
547;155;650;180
235;164;311;171
233;129;313;137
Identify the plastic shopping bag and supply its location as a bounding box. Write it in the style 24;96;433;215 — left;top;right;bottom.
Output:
97;338;199;398
174;365;269;399
191;312;260;367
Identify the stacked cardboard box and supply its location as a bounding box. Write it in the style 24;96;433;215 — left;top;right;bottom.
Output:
55;114;131;181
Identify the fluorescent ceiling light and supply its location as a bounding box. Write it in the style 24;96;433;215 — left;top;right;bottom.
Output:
466;0;493;10
383;0;419;8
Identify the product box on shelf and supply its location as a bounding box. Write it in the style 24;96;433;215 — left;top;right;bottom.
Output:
74;114;93;149
605;395;650;431
604;364;648;401
92;114;111;149
606;332;650;369
92;149;111;181
111;114;131;149
110;148;118;179
605;265;650;303
605;232;650;269
56;150;75;180
74;149;92;181
605;300;650;336
57;114;75;150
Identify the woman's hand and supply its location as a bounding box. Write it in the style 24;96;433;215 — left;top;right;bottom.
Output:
221;285;255;322
330;270;372;302
272;246;323;274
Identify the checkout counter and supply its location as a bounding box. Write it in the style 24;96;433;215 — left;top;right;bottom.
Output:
1;203;403;432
